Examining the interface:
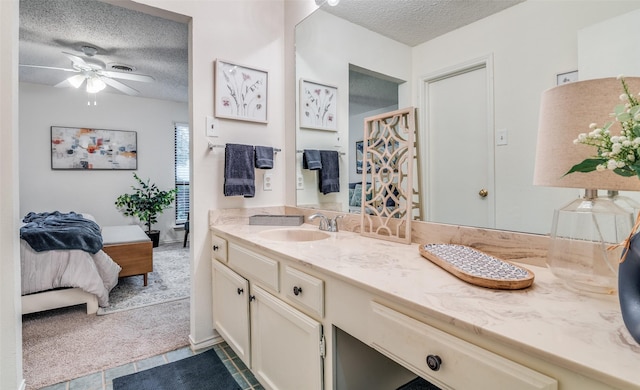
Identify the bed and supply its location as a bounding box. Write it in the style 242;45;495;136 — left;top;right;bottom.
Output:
20;211;122;314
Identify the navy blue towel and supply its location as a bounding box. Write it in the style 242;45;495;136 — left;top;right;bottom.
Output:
319;150;340;194
303;149;322;170
224;144;255;198
254;146;274;169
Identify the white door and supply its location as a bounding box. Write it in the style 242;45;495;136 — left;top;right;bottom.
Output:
422;60;494;228
212;261;251;367
250;285;324;390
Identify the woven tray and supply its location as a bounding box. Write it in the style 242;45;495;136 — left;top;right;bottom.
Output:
419;244;534;290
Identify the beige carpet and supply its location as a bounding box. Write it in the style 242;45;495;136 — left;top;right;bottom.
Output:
22;298;190;389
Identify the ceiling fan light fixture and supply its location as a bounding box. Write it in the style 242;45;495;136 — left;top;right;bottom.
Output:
67;74;86;88
86;77;106;93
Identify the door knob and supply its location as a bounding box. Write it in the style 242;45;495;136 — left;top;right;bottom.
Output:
478;189;488;197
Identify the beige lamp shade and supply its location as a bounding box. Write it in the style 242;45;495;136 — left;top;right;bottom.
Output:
534;77;640;191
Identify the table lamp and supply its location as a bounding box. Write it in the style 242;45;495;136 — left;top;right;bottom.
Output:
534;77;640;294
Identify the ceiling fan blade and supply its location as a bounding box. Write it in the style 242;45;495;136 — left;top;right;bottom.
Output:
61;51;97;70
101;77;140;96
100;70;154;83
19;64;79;73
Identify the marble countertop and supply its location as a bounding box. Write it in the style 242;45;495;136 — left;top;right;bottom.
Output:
211;223;640;389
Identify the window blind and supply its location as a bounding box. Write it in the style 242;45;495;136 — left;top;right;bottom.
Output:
174;122;190;224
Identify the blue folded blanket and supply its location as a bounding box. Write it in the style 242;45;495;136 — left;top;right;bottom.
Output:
224;143;255;197
20;211;103;254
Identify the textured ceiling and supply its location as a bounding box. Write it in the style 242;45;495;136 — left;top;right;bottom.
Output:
323;0;525;47
19;0;188;103
18;0;524;104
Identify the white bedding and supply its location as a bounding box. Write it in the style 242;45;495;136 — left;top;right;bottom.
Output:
20;237;122;308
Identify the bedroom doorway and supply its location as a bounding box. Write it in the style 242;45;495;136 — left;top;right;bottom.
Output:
18;0;193;386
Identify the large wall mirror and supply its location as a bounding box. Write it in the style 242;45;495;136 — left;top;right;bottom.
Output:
295;0;640;235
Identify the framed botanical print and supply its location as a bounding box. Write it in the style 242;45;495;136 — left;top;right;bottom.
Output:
215;59;268;123
299;79;338;131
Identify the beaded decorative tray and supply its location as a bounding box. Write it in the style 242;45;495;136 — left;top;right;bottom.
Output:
419;244;534;290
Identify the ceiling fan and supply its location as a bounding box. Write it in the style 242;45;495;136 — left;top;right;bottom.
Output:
20;45;154;96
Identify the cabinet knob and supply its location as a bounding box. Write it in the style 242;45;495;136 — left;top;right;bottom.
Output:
237;287;244;295
426;354;442;371
293;286;303;296
249;295;256;302
213;245;219;251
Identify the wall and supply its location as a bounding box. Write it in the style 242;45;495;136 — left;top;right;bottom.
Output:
579;8;640;80
411;0;640;234
19;83;188;243
0;0;23;388
295;9;412;210
130;0;298;351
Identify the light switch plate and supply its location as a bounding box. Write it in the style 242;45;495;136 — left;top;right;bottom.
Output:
205;116;218;137
496;129;508;146
264;173;273;191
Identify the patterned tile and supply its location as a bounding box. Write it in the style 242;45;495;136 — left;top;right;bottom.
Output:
68;371;103;390
45;341;264;389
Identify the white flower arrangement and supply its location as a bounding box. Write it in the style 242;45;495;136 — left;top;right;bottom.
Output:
568;76;640;178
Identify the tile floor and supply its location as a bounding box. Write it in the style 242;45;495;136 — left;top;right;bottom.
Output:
39;341;263;390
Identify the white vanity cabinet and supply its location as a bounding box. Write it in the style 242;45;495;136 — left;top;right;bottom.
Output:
211;237;324;390
211;223;637;390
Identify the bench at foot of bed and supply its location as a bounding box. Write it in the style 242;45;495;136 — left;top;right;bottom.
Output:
22;288;98;315
101;225;153;286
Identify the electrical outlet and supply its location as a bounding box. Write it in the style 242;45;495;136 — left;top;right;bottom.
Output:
296;174;304;190
263;173;273;191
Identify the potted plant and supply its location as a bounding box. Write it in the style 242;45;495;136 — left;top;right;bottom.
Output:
115;173;177;247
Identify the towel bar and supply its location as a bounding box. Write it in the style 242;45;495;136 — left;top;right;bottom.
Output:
208;142;281;153
296;149;346;156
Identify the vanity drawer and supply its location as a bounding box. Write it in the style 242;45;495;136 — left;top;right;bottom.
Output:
228;243;279;292
284;266;324;318
369;302;557;390
211;235;228;263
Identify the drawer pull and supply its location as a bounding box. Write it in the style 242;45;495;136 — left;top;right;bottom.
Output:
237;287;244;295
213;245;219;251
426;354;442;371
293;286;303;296
249;295;256;302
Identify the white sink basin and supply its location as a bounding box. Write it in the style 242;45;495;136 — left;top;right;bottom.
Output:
258;228;330;242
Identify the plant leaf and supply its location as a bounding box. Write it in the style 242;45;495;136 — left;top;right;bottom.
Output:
564;158;606;175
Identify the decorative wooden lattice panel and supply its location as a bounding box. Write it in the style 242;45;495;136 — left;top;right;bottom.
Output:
361;107;415;244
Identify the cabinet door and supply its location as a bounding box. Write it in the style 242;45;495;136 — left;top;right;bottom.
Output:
251;285;324;390
212;260;251;366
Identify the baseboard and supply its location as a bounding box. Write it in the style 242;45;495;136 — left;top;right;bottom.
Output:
18;379;26;390
189;331;223;352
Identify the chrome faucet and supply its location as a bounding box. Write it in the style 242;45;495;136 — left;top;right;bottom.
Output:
328;215;343;232
309;213;330;231
309;213;342;232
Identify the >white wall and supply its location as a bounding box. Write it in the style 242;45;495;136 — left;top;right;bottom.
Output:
19;83;188;243
132;0;296;351
0;0;23;388
295;9;411;210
